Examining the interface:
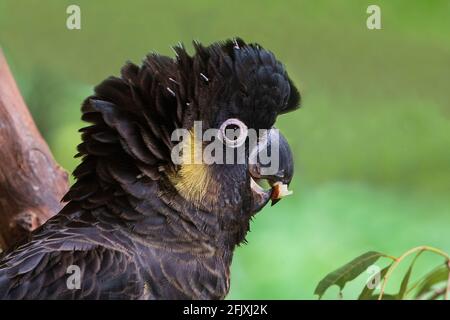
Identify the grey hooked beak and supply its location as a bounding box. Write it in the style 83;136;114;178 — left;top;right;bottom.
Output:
249;128;294;212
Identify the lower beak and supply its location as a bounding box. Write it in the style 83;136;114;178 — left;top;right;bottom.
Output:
249;128;294;212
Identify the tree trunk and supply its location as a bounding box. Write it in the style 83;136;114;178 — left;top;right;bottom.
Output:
0;49;69;252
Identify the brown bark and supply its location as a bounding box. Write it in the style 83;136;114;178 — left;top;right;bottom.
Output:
0;49;69;251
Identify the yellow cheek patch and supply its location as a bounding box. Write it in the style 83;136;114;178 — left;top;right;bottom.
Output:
167;129;213;205
171;163;211;204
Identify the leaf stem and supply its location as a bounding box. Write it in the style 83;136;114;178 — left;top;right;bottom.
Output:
445;261;450;301
378;246;450;300
429;287;446;300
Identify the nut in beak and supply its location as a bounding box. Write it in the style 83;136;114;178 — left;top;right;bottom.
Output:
270;181;293;206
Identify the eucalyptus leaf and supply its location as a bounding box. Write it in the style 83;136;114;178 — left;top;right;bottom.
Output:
396;251;423;299
414;264;449;299
315;251;386;298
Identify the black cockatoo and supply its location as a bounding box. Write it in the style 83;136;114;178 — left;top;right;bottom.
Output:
0;38;300;299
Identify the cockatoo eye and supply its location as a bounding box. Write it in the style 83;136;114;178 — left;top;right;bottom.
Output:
218;118;248;148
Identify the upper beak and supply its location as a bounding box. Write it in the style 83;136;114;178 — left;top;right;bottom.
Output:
249;128;294;212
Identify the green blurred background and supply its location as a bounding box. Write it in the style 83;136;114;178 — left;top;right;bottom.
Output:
0;0;449;299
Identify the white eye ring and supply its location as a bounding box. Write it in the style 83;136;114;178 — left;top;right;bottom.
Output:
217;118;248;148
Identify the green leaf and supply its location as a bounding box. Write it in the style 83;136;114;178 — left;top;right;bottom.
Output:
396;251;423;299
314;251;386;298
358;264;391;300
414;264;449;299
